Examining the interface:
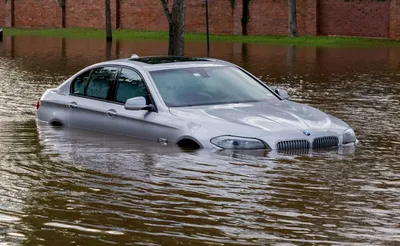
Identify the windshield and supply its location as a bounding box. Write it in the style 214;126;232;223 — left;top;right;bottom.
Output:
149;66;279;107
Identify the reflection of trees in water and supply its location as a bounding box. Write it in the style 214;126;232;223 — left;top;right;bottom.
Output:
287;45;297;72
106;40;112;60
241;43;249;69
116;40;121;59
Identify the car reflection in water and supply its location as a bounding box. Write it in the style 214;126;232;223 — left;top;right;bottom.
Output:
36;120;356;171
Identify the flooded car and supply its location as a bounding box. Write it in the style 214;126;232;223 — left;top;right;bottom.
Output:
36;56;357;150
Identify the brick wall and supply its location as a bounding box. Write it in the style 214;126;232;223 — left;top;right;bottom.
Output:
120;0;168;31
304;0;318;36
120;0;233;34
233;0;317;36
390;0;400;40
247;0;288;35
319;0;390;37
0;1;5;27
4;0;14;27
1;0;399;40
186;0;233;34
66;0;117;29
14;0;62;28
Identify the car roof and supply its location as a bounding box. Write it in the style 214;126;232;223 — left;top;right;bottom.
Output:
96;56;235;71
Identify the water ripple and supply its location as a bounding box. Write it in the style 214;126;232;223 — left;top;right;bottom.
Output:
0;38;400;245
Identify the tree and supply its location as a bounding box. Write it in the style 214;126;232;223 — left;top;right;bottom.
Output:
160;0;187;56
105;0;112;41
241;0;251;36
229;0;251;36
288;0;299;37
55;0;66;28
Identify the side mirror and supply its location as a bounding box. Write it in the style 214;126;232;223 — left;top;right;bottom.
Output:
124;96;154;111
275;88;290;100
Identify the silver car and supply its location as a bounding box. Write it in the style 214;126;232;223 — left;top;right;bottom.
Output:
36;56;357;151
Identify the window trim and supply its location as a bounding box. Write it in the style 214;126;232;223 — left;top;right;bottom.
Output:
113;66;158;112
69;65;158;112
70;69;92;96
84;66;119;101
70;65;119;102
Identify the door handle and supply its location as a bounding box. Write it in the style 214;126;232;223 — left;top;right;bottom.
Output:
68;102;78;110
106;109;117;118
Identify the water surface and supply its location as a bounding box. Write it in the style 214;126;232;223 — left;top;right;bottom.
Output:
0;36;399;245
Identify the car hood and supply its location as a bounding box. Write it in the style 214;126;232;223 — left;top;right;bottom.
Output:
169;100;348;137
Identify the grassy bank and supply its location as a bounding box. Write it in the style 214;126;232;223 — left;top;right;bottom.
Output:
3;28;400;47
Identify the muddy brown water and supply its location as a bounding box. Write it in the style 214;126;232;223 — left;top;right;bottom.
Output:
0;36;400;245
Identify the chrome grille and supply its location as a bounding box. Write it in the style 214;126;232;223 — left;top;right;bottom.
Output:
312;136;339;149
276;140;310;151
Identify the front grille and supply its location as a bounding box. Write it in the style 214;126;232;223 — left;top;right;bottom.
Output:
276;140;310;151
312;136;339;149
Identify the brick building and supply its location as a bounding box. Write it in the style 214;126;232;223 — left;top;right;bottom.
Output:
0;0;399;40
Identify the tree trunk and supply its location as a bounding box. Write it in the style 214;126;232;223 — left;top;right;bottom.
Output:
288;0;299;37
287;45;297;72
105;0;112;41
61;5;66;28
58;0;66;28
116;0;120;29
161;0;186;56
241;0;250;36
105;40;112;60
10;0;15;27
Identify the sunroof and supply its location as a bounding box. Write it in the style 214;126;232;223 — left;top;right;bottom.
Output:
130;56;211;65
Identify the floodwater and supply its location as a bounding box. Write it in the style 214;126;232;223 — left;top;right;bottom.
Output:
0;36;400;245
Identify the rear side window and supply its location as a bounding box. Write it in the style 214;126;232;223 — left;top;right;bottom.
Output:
85;67;118;100
72;70;91;95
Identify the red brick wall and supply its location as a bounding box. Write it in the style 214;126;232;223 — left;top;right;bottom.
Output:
14;0;62;28
120;0;167;31
186;0;233;34
120;0;233;34
0;1;5;27
390;0;400;40
246;0;317;36
304;0;318;36
4;0;14;27
319;0;390;38
66;0;117;29
247;0;288;35
1;0;399;40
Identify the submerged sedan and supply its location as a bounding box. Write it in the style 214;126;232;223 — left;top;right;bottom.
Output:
36;56;357;151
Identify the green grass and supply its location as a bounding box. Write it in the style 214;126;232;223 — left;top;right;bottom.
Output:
3;27;400;47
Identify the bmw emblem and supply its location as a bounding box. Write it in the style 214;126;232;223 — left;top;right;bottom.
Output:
303;131;311;136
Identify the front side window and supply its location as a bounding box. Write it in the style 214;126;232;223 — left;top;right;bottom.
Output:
115;68;149;104
149;66;279;107
86;67;118;100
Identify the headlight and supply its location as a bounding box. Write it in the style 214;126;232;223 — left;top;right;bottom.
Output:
343;128;356;144
210;136;269;149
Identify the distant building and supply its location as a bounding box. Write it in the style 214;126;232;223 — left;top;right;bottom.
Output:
0;0;399;40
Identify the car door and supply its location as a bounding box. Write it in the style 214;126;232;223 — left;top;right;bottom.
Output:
104;67;160;140
67;66;118;133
